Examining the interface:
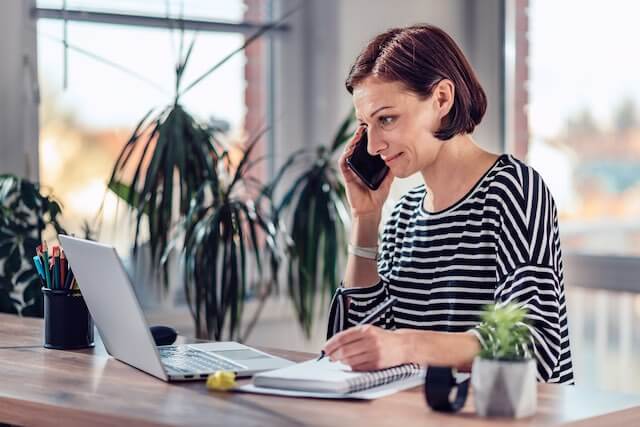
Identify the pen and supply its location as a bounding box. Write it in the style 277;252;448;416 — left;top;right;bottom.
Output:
317;296;398;361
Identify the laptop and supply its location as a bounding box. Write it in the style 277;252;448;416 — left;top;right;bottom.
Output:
58;235;293;382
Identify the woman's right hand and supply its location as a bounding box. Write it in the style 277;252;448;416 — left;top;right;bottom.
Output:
338;126;394;219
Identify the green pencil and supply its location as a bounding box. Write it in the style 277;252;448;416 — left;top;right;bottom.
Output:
42;241;51;289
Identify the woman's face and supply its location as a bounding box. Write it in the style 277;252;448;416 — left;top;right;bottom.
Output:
352;76;448;178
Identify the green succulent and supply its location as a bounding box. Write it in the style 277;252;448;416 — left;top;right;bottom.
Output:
476;303;532;361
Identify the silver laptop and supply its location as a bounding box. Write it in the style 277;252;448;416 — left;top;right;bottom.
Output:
59;235;293;382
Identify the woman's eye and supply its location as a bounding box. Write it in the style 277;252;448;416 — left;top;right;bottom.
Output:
379;116;396;127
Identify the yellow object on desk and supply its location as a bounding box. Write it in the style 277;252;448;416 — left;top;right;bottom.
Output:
206;371;237;391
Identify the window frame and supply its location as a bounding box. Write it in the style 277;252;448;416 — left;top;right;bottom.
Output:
503;0;640;293
33;0;283;176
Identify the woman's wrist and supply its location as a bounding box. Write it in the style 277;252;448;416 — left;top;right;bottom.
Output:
395;330;480;370
395;330;419;365
350;213;381;247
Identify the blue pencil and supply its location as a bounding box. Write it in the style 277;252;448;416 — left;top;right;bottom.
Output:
32;256;45;282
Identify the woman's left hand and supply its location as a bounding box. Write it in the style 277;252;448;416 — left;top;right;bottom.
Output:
322;325;411;371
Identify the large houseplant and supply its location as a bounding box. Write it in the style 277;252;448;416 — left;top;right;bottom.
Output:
178;133;284;341
266;112;356;337
106;6;358;340
106;36;219;288
107;16;291;289
472;303;537;418
0;175;65;317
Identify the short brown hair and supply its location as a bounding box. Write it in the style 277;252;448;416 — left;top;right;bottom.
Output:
346;24;487;140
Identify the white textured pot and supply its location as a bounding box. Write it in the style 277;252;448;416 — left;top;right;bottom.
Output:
471;357;537;418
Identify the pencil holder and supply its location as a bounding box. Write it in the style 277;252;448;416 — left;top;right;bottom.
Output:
42;287;94;349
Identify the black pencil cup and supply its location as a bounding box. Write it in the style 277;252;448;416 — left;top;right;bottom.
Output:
42;287;94;349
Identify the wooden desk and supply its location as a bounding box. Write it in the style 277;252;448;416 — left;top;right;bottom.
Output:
1;313;639;427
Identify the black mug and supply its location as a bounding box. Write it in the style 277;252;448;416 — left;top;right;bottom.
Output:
42;287;94;349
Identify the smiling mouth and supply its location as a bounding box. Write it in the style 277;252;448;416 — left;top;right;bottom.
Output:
383;152;403;164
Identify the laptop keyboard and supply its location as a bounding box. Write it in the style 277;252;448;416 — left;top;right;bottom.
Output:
158;346;245;375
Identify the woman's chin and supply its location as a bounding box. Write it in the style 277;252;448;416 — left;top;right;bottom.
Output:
389;166;412;179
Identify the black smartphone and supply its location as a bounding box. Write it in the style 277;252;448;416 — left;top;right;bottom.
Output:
346;129;390;190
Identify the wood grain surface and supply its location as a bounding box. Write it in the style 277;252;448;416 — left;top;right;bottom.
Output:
1;313;639;427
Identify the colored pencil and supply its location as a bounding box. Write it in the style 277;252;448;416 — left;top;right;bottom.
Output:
32;256;45;283
60;250;67;290
42;241;51;289
53;247;60;289
64;270;74;290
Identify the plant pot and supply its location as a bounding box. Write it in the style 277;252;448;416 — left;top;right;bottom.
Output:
471;356;537;418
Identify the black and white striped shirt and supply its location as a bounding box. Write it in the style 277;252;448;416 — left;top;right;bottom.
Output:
327;154;574;384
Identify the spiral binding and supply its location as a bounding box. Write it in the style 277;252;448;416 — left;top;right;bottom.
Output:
345;363;423;393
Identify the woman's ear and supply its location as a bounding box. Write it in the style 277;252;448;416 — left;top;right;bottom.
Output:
433;79;455;119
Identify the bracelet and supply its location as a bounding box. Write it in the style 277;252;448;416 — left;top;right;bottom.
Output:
347;243;378;260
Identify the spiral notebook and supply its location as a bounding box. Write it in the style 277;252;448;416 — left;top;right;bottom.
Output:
237;358;425;399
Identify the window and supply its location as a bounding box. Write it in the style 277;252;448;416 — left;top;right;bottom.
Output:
36;1;270;252
517;0;640;393
526;0;640;257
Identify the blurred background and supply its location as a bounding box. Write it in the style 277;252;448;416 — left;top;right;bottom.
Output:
1;0;639;394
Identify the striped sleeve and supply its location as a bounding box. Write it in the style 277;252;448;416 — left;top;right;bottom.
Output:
325;199;404;339
325;280;393;339
470;167;563;382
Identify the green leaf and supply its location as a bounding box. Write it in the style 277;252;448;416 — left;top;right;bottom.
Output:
21;276;44;318
0;275;13;292
109;102;217;290
0;290;19;314
23;237;40;253
108;180;144;211
179;6;300;96
22;276;43;304
5;246;22;277
330;109;357;153
0;242;14;257
20;182;38;209
267;112;353;337
176;36;197;92
477;303;531;360
0;174;65;315
16;268;37;285
226;128;269;197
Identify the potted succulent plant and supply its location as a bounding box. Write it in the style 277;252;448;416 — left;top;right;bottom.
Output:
472;303;537;418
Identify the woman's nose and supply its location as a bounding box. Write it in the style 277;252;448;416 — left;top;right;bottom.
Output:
367;130;386;156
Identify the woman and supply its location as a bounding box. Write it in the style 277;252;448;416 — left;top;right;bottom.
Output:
322;24;573;384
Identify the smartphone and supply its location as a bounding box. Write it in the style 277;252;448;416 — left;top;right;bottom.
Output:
346;129;390;190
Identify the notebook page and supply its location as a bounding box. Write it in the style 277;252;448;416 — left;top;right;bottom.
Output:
253;358;373;394
239;374;425;400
